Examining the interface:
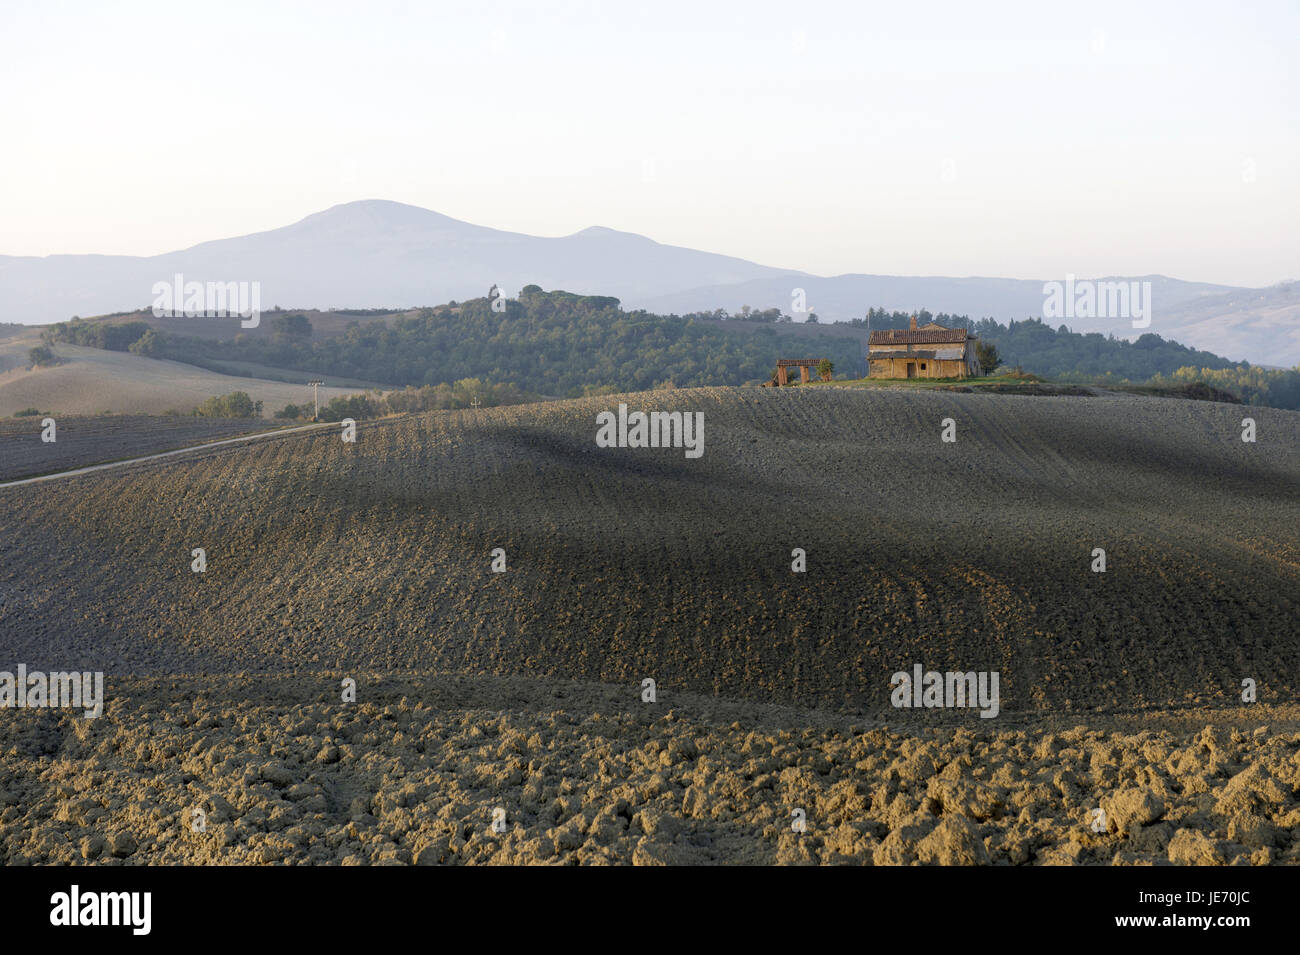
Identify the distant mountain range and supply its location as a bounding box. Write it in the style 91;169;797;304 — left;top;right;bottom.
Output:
2;199;1296;366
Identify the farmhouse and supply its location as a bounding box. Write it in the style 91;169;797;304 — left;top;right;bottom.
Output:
867;316;981;379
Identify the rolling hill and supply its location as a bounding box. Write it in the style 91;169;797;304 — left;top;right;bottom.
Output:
3;385;1298;866
0;328;365;416
3;199;1291;365
0;200;795;324
1;386;1294;716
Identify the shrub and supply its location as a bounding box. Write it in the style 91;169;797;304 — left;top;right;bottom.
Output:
28;345;59;367
193;391;263;418
317;394;380;422
975;341;1001;375
128;329;159;356
1003;366;1042;381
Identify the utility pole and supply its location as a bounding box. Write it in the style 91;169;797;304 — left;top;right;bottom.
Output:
308;381;323;420
865;309;871;379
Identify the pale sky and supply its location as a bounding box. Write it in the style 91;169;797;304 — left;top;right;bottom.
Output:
1;0;1295;287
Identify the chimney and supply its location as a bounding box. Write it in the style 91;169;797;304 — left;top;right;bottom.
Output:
909;314;917;330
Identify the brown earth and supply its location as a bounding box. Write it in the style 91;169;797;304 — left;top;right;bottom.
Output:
1;675;1298;865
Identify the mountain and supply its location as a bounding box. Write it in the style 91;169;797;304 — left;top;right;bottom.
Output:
643;275;1300;367
0;200;797;322
640;273;1235;329
1152;281;1300;367
1;199;1294;365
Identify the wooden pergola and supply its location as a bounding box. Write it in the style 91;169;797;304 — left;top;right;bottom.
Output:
773;358;827;385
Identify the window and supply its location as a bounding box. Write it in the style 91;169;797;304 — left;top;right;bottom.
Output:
920;362;927;370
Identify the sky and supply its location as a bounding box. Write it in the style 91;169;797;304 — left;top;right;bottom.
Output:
0;0;1296;287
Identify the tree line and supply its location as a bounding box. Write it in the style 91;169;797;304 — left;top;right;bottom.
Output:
39;291;1300;410
47;288;865;397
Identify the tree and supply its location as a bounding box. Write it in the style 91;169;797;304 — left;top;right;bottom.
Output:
806;312;820;324
976;341;1001;375
816;358;834;380
193;391;262;418
318;393;380;422
28;345;59;367
128;329;159;356
271;313;313;341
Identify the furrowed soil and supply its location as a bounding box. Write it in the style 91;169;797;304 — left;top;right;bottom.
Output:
0;387;1297;865
0;415;282;482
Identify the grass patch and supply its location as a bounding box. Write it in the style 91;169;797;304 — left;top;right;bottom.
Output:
802;372;1090;396
805;373;1244;403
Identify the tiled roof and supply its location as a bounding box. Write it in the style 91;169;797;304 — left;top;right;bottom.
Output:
868;327;970;345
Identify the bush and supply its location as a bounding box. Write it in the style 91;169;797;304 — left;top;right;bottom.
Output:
1146;365;1300;411
192;391;263;418
13;407;46;417
28;345;59;367
1001;366;1041;381
380;381;526;413
317;394;380;422
271;313;313;341
816;358;834;380
43;318;150;352
128;329;159;356
274;403;304;420
975;341;1001;375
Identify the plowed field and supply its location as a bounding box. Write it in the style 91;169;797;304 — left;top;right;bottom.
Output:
1;387;1296;864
